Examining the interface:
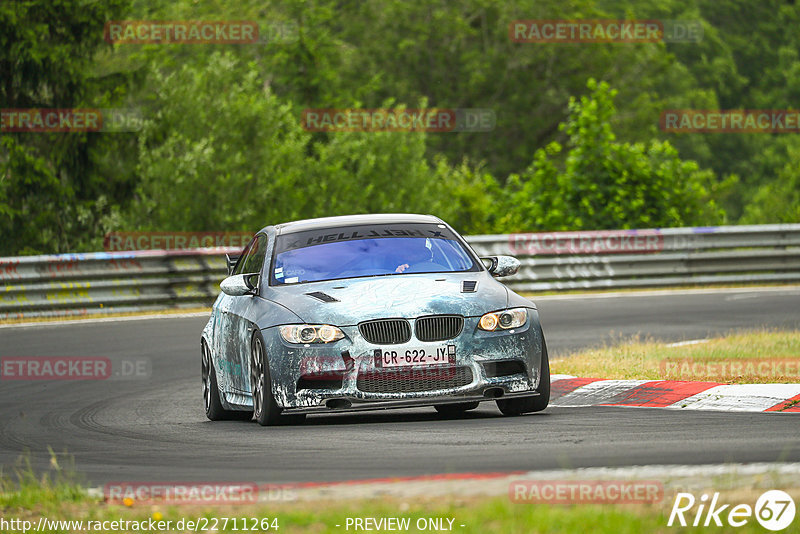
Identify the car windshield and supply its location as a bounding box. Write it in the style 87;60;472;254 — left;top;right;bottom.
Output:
271;225;478;285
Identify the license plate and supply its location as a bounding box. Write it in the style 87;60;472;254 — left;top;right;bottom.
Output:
376;346;454;368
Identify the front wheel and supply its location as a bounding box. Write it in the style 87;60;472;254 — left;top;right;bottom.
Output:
497;334;550;416
250;333;305;426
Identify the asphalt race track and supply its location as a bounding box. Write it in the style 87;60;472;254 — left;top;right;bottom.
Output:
538;286;800;355
1;287;799;485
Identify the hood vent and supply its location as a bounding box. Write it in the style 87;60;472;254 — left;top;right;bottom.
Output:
305;291;339;303
461;280;478;293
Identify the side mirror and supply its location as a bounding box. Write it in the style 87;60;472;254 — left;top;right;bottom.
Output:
225;254;240;275
480;255;520;278
220;273;258;296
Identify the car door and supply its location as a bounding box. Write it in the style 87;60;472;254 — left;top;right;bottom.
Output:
216;235;257;394
226;233;268;393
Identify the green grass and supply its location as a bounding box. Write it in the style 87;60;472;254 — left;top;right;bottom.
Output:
0;453;89;515
3;454;800;532
3;482;797;533
551;329;800;383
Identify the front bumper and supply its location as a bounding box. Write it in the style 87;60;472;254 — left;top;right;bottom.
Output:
281;390;541;415
261;312;544;414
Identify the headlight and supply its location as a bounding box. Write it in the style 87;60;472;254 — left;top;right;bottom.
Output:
279;324;344;344
478;308;527;331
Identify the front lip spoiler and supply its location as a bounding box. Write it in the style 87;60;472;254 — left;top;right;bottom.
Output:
281;390;539;415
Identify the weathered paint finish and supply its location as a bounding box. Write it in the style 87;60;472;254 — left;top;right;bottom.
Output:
201;216;545;415
261;310;543;411
262;272;513;325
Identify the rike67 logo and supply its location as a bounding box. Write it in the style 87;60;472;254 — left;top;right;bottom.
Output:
668;490;796;531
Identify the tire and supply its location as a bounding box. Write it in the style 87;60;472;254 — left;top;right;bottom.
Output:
434;402;480;415
249;332;305;426
201;340;240;421
496;333;550;416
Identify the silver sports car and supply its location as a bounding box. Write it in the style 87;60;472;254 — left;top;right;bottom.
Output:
201;213;549;425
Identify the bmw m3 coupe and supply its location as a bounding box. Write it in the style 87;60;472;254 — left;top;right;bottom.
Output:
201;213;549;425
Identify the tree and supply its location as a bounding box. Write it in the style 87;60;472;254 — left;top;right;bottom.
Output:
120;53;489;233
122;53;310;231
496;79;725;232
0;0;133;255
741;139;800;224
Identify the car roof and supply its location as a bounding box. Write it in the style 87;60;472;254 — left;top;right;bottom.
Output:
273;213;444;235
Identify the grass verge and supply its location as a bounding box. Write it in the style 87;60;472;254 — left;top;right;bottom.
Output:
551;329;800;383
0;307;210;326
4;480;798;533
3;451;800;532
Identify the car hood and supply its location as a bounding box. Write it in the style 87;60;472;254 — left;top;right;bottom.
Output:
263;272;510;325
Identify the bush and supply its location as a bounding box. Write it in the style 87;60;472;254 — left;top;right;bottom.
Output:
495;79;725;232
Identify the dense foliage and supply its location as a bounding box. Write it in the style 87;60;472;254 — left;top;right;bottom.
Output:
2;0;798;254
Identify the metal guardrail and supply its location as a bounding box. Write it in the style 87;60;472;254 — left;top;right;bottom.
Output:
0;249;236;320
470;224;800;292
2;224;799;320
